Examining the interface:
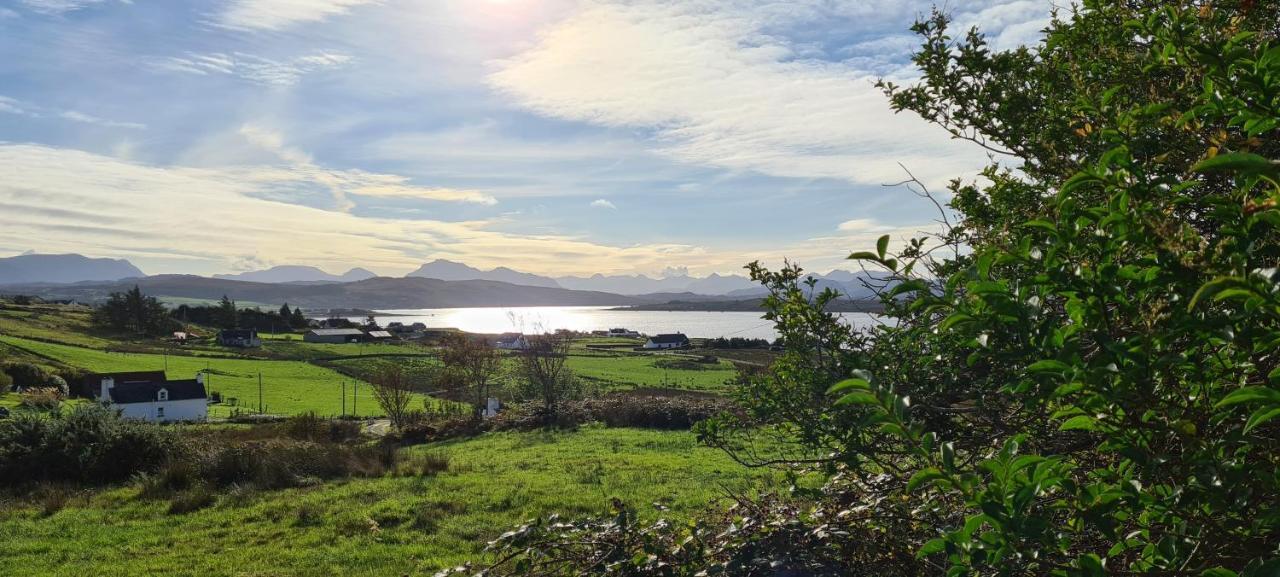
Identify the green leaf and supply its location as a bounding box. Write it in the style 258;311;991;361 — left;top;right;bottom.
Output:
877;234;890;259
907;467;949;492
827;378;870;394
1192;152;1280;181
1199;569;1237;577
1245;407;1280;433
847;251;880;261
1216;386;1280;408
834;392;879;407
917;537;947;558
1027;359;1070;374
1059;415;1098;431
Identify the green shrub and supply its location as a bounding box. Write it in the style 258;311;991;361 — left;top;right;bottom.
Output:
0;405;177;486
0;370;12;394
18;387;63;411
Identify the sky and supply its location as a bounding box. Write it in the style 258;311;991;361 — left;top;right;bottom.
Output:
0;0;1053;278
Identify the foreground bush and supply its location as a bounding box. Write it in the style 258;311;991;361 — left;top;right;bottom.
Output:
146;438;398;493
0;404;177;486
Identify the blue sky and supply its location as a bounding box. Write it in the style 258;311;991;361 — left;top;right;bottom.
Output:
0;0;1052;277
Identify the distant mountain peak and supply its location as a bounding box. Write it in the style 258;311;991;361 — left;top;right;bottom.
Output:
213;265;375;284
407;260;561;289
0;253;145;285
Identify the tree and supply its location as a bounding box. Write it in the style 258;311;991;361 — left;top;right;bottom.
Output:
279;302;292;322
291;306;307;328
215;295;238;329
513;332;579;421
467;2;1280;576
369;365;415;429
92;285;174;336
439;334;503;418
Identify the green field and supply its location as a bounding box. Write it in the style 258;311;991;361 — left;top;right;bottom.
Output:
0;427;784;576
0;335;407;418
567;351;739;392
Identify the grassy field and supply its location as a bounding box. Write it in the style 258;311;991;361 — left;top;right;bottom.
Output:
0;427;786;576
567;350;740;392
0;335;412;418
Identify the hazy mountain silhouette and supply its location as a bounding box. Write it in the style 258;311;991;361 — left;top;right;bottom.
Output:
0;253;144;285
213;265;376;283
406;259;562;288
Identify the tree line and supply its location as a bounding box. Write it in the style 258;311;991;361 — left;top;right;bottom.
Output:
93;288;309;335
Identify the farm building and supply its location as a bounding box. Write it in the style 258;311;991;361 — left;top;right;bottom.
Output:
217;329;261;348
495;333;530;350
366;330;395;342
304;328;366;343
94;373;208;422
643;333;690;349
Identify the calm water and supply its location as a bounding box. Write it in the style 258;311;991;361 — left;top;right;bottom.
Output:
359;306;880;340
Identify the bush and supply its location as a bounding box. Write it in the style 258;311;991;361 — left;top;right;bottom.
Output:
18;387;64;411
564;393;733;430
281;412;361;443
0;370;12;394
0;405;177;486
2;362;48;389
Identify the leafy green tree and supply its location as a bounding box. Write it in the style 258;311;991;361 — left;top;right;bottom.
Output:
291;306;307;328
466;2;1280;576
92;285;175;336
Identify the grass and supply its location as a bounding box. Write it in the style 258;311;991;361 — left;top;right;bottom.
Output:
0;427;789;576
567;350;740;393
0;335;417;418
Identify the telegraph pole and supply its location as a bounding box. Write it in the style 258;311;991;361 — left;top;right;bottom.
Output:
341;381;346;417
258;371;263;413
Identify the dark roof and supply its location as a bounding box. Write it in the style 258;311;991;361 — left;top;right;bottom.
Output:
83;371;167;391
649;333;689;344
308;328;365;336
109;379;207;404
219;329;258;338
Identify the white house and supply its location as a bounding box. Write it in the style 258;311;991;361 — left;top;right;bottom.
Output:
643;333;690;349
96;373;208;422
495;333;530;350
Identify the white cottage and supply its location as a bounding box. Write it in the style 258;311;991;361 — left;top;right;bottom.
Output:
495;333;530;350
643;333;690;349
96;373;208;422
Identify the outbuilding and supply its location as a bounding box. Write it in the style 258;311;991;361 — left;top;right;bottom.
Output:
304;328;367;343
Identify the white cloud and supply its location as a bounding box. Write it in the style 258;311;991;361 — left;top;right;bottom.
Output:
0;143;728;276
215;0;378;31
1;95;145;129
59;110;146;130
18;0;108;14
590;199;617;210
155;51;352;86
836;218;895;233
490;0;1051;188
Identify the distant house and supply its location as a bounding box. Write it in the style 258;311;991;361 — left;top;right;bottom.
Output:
218;329;261;348
366;330;395;342
643;333;690;350
495;333;530;350
304;328;366;344
607;328;641;338
94;373;208;422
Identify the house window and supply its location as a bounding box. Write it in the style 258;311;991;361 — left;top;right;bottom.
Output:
156;407;165;419
157;389;169;401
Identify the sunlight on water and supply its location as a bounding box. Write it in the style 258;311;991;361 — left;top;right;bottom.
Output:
358;306;879;340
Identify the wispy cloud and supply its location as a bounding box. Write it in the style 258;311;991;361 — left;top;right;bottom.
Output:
0;144;725;276
490;0;1050;188
155;51;351;86
0;95;145;129
18;0;109;14
590;199;617;210
215;0;378;31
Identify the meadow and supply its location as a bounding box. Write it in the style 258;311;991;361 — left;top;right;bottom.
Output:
0;335;404;418
0;427;787;577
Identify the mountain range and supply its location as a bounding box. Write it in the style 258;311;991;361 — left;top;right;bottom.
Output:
213;265;376;284
0;253;144;285
0;253;885;302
